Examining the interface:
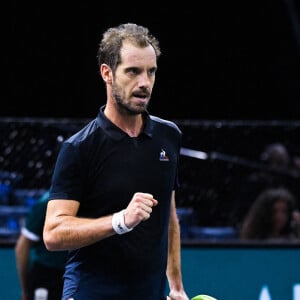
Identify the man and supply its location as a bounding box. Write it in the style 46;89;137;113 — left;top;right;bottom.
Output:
15;191;67;300
43;23;189;300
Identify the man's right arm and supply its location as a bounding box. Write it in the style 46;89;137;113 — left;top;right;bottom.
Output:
43;193;158;251
43;199;115;251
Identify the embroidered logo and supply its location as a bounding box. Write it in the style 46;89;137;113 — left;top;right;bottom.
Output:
159;149;169;161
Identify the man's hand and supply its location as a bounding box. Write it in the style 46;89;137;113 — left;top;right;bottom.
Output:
168;289;190;300
124;192;158;228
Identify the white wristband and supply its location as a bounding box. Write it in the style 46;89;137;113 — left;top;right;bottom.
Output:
112;210;133;235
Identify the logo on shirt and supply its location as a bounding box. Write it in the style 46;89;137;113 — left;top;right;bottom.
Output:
159;149;169;161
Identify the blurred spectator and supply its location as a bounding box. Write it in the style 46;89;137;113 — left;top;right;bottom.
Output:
260;142;291;169
239;187;300;241
15;191;68;300
230;142;298;230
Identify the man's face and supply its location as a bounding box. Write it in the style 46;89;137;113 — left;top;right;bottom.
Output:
112;41;157;115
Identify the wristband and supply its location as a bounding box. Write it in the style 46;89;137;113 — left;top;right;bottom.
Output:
112;210;133;234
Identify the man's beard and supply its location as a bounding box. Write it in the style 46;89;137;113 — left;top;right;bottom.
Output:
112;83;149;116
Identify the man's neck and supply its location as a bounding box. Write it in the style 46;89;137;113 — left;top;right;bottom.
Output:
104;104;144;137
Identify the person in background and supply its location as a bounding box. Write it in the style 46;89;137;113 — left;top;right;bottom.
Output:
15;191;68;300
239;187;300;241
43;23;189;300
230;142;296;230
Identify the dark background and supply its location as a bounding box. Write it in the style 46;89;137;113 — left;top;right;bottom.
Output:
4;1;300;120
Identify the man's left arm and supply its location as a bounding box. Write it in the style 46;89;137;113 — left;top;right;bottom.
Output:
167;191;189;300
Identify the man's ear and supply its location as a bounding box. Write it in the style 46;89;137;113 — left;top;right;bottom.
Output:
100;64;112;84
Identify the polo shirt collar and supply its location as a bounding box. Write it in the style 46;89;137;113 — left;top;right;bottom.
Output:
96;105;153;140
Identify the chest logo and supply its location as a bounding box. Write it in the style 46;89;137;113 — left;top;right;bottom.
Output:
159;149;169;161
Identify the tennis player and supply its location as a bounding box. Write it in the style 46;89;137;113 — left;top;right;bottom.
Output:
43;23;189;300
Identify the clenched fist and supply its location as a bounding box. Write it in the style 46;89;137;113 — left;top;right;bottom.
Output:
124;192;158;228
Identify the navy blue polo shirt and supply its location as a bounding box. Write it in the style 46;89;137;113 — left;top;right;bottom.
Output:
49;105;182;299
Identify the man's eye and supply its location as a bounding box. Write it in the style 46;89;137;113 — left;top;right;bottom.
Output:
128;69;138;75
149;69;156;75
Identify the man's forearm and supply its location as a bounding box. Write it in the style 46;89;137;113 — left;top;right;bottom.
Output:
167;195;184;290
